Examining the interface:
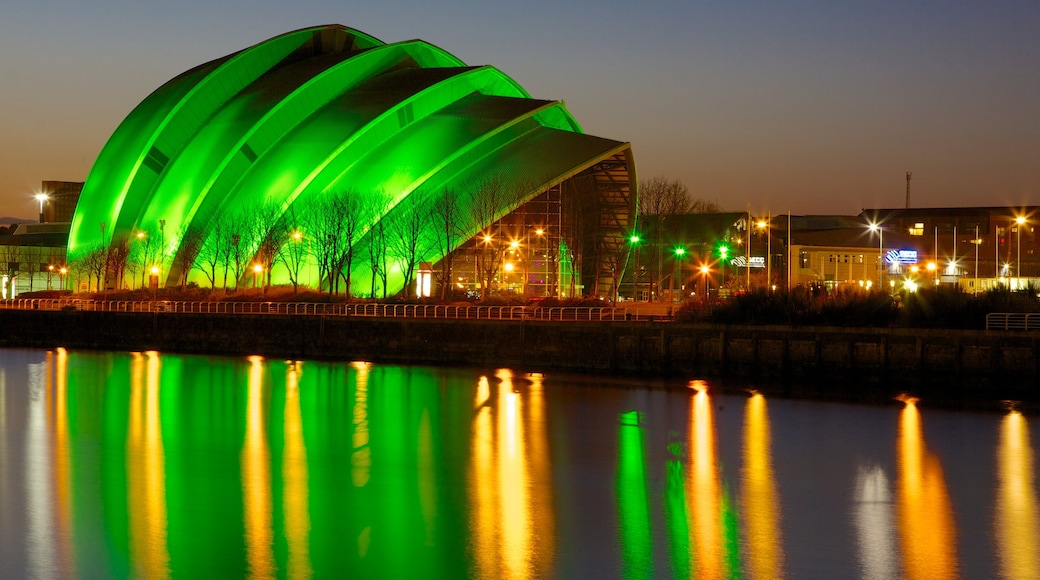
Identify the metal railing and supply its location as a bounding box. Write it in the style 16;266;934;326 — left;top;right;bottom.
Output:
985;312;1040;331
0;298;670;322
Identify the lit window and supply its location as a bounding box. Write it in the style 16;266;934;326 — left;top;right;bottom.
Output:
908;222;924;236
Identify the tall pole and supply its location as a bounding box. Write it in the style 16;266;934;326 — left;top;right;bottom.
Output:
905;171;912;208
974;225;979;295
1015;216;1026;288
787;211;792;292
880;227;884;289
746;206;751;289
766;211;771;290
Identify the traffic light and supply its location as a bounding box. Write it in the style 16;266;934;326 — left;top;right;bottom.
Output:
717;244;730;259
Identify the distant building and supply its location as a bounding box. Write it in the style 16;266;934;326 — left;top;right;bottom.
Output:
628;206;1040;300
0;181;78;297
40;181;83;223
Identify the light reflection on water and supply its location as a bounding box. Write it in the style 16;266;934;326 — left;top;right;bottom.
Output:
0;348;1038;578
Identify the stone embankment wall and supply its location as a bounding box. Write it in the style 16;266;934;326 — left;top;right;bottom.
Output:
2;310;1037;388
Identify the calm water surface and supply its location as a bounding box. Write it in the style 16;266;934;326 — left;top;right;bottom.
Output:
0;347;1037;579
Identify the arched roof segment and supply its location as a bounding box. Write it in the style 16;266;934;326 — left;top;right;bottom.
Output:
71;24;635;295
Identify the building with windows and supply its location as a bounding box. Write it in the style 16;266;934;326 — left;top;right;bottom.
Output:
67;24;637;297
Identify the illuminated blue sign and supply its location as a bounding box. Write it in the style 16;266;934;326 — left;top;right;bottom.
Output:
886;249;918;265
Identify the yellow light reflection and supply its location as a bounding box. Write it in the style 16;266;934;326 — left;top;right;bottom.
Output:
690;387;721;579
242;355;274;579
996;412;1040;579
471;375;496;579
742;393;784;580
853;465;897;580
526;373;555;578
351;361;371;489
52;348;74;577
896;401;959;579
497;369;530;579
126;351;170;579
469;369;551;580
26;358;55;578
283;362;312;579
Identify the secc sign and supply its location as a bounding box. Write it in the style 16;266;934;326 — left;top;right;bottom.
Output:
886;249;918;265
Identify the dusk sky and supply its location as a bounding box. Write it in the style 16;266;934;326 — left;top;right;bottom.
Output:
2;0;1038;218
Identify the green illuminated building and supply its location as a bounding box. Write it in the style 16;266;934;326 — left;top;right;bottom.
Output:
68;24;636;297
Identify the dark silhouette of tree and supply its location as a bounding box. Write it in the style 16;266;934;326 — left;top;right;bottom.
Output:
429;187;466;299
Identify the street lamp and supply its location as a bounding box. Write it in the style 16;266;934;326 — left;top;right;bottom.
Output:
757;216;771;289
868;222;884;288
630;235;641;301
34;193;48;223
673;246;686;302
699;263;710;300
253;263;263;296
718;243;729;289
1016;216;1026;287
59;267;67;293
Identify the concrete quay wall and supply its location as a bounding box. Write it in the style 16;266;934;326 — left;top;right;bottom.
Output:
1;310;1037;387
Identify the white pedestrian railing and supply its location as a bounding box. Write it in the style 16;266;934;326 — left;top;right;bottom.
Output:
985;312;1040;331
0;298;671;322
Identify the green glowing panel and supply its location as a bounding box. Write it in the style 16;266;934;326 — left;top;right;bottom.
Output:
70;24;633;294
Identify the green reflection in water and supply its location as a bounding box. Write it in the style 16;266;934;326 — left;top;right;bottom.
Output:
665;452;692;579
617;411;653;580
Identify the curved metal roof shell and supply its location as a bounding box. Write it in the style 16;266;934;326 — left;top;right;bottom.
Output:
69;24;634;295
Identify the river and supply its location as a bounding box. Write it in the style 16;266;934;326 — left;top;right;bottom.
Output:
0;347;1036;579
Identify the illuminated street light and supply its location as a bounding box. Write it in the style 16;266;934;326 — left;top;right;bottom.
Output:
253;263;263;295
699;263;710;299
630;234;641;301
868;222;884;288
672;246;686;303
1016;216;1026;286
59;267;67;293
34;193;48;223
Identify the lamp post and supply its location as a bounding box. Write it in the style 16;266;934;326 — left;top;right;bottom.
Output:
1016;216;1026;287
59;267;67;293
535;228;546;296
869;222;884;288
630;235;641;301
757;214;771;290
47;264;54;290
699;264;710;300
718;244;729;290
34;193;48;223
673;246;686;303
158;219;166;289
253;263;263;296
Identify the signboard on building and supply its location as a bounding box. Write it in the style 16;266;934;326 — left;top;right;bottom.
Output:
886;249;918;265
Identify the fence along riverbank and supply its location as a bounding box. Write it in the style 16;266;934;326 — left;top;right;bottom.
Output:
1;308;1037;398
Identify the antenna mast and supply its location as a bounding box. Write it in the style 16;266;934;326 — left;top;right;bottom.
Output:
905;171;912;208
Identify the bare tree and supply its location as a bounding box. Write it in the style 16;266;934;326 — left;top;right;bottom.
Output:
278;206;307;294
79;244;108;292
306;189;366;296
385;194;430;295
467;175;527;300
174;225;206;290
197;215;230;288
244;202;286;291
429;187;466;299
637;177;719;300
363;192;393;298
